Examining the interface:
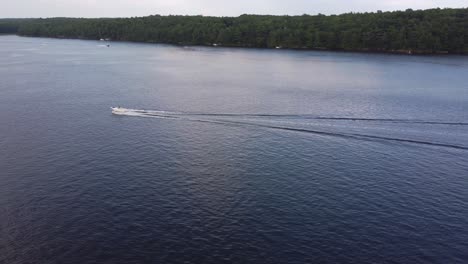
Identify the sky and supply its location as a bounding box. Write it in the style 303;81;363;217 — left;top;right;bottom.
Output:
2;0;467;18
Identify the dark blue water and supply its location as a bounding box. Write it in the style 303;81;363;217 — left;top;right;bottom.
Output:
1;35;468;263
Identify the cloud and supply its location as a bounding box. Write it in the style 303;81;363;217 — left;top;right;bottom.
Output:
1;0;466;18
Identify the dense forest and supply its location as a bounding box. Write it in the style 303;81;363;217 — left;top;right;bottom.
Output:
1;8;468;54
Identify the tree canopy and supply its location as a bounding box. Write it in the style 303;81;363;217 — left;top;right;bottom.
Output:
1;8;467;54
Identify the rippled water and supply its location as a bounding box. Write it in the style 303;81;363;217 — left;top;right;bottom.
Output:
1;35;468;263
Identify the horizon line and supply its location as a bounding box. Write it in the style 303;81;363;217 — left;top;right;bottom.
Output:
1;7;466;20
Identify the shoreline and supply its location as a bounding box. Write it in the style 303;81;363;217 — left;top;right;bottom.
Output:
14;34;466;56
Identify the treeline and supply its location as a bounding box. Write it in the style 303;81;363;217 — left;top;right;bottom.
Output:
0;19;28;34
1;8;468;54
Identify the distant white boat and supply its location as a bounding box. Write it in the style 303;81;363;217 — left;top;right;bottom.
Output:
111;107;125;114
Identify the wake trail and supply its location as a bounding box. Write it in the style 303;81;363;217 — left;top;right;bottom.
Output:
111;108;468;151
114;108;468;126
193;119;468;151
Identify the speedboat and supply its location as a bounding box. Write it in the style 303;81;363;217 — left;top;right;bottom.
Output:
111;107;150;116
111;107;125;114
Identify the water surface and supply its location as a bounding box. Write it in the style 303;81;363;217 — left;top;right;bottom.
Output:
1;35;468;263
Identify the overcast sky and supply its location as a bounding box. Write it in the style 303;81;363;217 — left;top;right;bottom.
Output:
2;0;467;18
